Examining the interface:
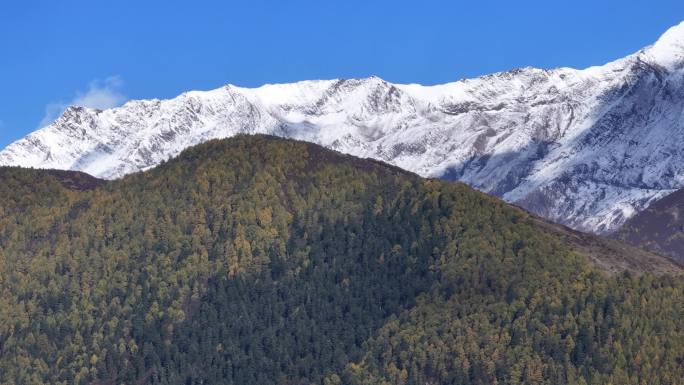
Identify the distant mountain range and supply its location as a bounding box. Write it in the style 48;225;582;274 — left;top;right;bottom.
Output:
3;21;684;233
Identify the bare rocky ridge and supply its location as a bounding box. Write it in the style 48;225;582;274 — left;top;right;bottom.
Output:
3;22;684;233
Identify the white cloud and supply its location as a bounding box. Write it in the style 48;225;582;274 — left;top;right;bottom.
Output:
39;76;127;128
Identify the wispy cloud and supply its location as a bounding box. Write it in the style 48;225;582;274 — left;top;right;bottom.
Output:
39;76;127;128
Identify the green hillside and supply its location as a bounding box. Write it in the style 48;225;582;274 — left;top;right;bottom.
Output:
0;135;681;385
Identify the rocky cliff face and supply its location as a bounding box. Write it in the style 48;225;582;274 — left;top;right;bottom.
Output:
3;22;684;233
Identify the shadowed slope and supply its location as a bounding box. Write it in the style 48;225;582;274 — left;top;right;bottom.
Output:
615;187;684;265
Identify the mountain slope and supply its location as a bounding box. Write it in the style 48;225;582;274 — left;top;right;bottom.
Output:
0;135;682;385
525;212;682;275
615;187;684;264
2;22;684;234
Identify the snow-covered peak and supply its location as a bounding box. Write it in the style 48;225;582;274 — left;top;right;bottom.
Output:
641;21;684;69
232;79;335;107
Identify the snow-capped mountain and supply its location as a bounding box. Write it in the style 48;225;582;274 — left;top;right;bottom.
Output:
3;22;684;233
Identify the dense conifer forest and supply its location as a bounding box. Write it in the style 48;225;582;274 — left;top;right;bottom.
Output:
0;135;682;384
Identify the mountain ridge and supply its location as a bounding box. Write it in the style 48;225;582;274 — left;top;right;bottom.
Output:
3;134;681;276
3;22;684;233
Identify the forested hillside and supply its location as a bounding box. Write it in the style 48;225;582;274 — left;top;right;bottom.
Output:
0;135;681;385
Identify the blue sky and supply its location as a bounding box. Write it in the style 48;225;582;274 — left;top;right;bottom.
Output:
1;0;683;148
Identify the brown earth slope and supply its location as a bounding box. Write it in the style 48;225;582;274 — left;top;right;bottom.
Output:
615;187;684;265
